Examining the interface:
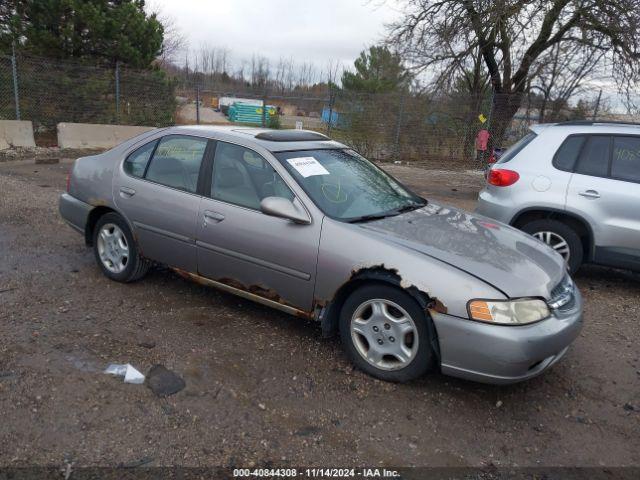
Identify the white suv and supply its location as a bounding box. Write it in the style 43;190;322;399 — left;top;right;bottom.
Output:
476;121;640;273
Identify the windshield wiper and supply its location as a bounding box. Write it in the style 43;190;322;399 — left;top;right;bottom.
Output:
348;200;427;223
393;201;426;214
347;212;396;223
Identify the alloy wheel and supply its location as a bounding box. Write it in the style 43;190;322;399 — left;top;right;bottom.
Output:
350;299;419;371
97;223;129;274
533;230;571;261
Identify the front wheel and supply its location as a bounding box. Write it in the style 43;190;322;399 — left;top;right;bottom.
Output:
521;219;583;273
339;284;436;382
93;212;150;282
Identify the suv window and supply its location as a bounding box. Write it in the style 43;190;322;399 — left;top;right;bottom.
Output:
574;136;610;177
612;136;640;183
124;140;157;178
145;135;208;193
496;132;537;164
553;135;586;172
211;142;294;210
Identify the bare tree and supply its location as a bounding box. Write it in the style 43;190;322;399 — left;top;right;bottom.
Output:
389;0;640;144
250;54;270;88
530;41;607;121
146;2;187;66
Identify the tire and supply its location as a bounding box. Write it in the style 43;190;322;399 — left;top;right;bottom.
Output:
521;219;583;273
339;284;436;382
92;212;151;282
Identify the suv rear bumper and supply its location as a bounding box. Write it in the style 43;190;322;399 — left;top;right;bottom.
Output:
431;287;583;384
59;193;91;235
476;189;515;224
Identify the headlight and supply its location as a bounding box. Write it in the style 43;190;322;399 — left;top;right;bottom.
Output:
467;298;550;325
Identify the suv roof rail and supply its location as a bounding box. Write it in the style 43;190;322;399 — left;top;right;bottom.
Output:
556;120;640;127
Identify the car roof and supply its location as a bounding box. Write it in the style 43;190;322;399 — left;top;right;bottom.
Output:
531;121;640;135
162;125;347;152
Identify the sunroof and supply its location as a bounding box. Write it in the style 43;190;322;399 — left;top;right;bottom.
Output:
254;130;330;142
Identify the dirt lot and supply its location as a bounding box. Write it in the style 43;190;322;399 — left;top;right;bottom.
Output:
0;157;638;470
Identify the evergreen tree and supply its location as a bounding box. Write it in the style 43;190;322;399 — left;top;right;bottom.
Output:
341;46;410;94
1;0;163;68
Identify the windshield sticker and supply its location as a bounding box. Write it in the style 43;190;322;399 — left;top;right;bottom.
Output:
286;157;330;178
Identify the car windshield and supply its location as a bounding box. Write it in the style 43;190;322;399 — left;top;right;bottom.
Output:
274;149;425;222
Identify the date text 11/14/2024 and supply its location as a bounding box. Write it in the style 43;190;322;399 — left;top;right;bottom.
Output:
233;468;401;478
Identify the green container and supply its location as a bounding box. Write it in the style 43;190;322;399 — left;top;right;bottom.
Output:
228;102;276;124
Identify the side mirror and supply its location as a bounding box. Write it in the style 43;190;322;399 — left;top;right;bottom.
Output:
260;197;310;224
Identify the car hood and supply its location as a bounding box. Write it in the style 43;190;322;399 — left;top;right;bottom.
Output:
357;202;566;298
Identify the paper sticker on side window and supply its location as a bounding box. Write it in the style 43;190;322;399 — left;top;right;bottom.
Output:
286;157;330;178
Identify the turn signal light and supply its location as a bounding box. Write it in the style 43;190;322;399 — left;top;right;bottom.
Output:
468;300;493;321
488;169;519;187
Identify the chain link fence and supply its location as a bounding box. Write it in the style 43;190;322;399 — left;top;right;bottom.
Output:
173;85;511;170
2;52;635;169
0;52;175;145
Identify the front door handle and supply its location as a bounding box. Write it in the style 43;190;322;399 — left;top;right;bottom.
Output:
119;186;136;197
579;190;600;199
203;210;225;225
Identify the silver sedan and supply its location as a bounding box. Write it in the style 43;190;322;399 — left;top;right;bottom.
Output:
59;126;582;383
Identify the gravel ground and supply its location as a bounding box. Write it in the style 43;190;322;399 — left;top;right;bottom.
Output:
0;158;638;469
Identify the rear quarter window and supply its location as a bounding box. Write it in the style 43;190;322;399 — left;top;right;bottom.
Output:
124;140;157;178
496;132;537;164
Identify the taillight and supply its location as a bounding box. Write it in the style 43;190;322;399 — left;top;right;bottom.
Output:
488;169;519;187
66;161;75;192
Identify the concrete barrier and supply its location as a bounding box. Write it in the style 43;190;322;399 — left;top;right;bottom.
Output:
0;120;36;150
57;122;155;149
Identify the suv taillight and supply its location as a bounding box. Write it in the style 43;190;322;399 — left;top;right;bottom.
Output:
66;161;75;192
488;168;519;187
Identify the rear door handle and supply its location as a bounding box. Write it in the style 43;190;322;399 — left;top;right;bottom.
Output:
119;187;136;197
579;190;600;199
203;210;225;224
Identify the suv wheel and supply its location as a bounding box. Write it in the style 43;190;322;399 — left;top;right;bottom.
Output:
521;219;584;273
339;284;436;382
93;212;151;282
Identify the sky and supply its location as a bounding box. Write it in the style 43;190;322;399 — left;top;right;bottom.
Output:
150;0;403;71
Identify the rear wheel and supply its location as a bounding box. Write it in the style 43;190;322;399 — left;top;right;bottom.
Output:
521;219;583;273
339;284;435;382
93;212;150;282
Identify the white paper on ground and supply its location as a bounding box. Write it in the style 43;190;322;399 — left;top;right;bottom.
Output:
286;157;330;178
123;365;145;384
104;363;145;384
104;363;127;376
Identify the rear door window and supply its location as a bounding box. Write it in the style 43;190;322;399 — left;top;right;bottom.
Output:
145;135;208;193
574;136;610;177
611;136;640;183
553;135;586;172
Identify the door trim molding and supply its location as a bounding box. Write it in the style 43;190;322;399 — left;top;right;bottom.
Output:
196;239;311;280
134;221;194;244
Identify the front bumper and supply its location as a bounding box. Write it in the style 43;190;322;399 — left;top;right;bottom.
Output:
59;192;92;235
431;287;583;384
